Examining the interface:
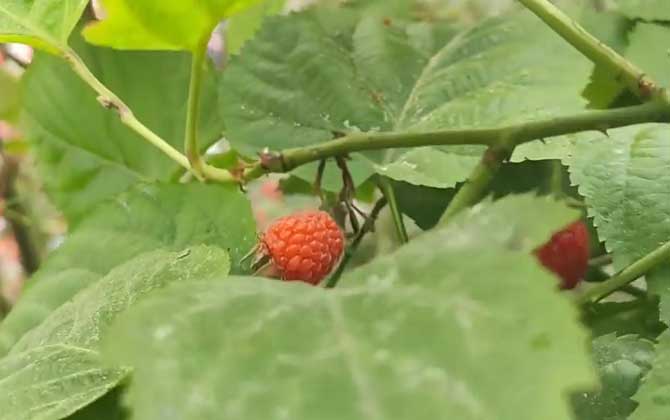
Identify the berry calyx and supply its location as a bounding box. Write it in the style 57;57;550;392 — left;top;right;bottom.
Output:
534;220;589;289
260;210;344;285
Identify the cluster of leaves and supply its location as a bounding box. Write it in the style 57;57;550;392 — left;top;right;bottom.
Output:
0;0;670;419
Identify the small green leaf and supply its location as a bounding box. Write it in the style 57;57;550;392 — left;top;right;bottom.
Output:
630;331;670;420
103;194;594;420
614;0;670;21
226;0;285;55
83;0;261;51
625;22;670;88
0;246;229;420
23;37;223;222
0;183;256;356
0;0;88;51
572;334;655;420
581;299;665;341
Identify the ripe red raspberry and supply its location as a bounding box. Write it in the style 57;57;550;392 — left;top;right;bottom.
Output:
534;221;589;289
261;210;344;285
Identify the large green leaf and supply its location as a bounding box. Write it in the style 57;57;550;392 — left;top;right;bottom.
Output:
614;0;670;21
0;0;88;52
0;246;229;420
83;0;261;51
0;183;256;356
568;124;670;271
104;195;593;420
23;38;223;222
220;8;591;187
630;331;670;420
625;22;670;88
572;334;655;420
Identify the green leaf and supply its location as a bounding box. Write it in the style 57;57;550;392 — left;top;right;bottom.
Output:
391;180;454;230
572;334;655;420
0;246;229;420
65;387;127;420
0;0;88;52
226;0;285;55
83;0;261;51
0;183;256;356
581;299;665;341
23;37;223;222
625;22;670;88
579;11;633;108
568;125;670;271
0;68;20;121
615;0;670;21
630;331;670;420
104;194;594;420
220;9;590;187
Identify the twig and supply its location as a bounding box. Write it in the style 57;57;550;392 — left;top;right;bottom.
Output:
243;101;670;181
577;240;670;304
517;0;662;100
376;177;408;244
184;42;208;178
0;154;40;274
325;197;388;288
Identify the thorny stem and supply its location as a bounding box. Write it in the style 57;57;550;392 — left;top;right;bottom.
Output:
63;49;194;174
377;177;409;244
326;197;388;289
517;0;662;101
243;101;670;181
577;240;670;305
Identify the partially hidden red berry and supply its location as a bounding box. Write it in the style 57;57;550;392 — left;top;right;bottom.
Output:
534;221;589;289
260;210;344;285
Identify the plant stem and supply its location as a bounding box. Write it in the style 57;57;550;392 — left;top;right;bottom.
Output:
62;49;194;174
243;101;670;181
517;0;660;100
326;197;388;288
438;146;512;225
377;177;408;244
185;42;208;178
577;240;670;304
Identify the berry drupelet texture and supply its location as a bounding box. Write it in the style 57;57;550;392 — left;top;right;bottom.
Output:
261;211;344;285
534;220;590;289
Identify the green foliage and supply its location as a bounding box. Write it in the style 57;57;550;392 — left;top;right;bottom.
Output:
83;0;261;51
626;23;670;88
630;331;670;420
103;195;593;420
0;68;20;121
23;38;223;222
220;8;591;188
0;246;230;420
614;0;670;21
569;125;670;271
226;0;286;55
0;0;88;52
0;183;256;355
573;334;655;420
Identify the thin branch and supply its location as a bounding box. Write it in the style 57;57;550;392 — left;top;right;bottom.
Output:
377;177;408;244
325;197;388;289
517;0;661;100
243;101;670;181
577;240;670;305
62;49;196;175
439;146;512;225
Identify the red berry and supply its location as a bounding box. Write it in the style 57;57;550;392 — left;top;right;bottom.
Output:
534;221;589;289
260;210;344;285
